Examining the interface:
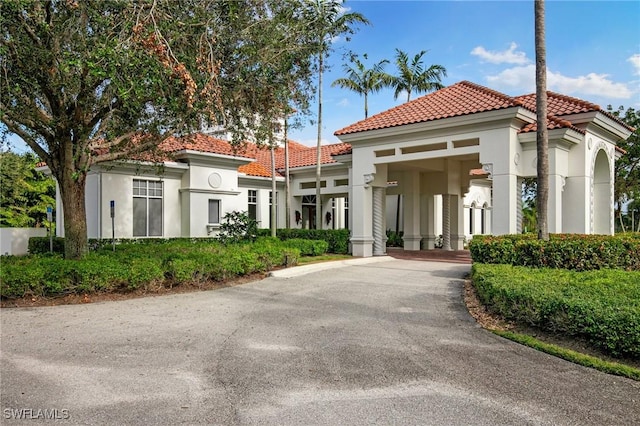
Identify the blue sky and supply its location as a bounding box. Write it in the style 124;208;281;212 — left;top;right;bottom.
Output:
289;0;640;146
4;1;639;153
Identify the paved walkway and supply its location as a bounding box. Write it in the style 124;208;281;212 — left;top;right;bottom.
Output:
1;258;638;425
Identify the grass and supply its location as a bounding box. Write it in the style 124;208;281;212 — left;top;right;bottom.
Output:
492;330;640;381
297;254;352;264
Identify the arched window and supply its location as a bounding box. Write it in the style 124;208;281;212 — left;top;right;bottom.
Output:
481;203;488;234
469;203;475;234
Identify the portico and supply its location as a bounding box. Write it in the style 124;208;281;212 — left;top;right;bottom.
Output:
334;81;632;257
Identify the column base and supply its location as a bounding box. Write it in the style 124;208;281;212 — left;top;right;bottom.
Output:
402;235;422;251
423;235;437;249
351;237;374;257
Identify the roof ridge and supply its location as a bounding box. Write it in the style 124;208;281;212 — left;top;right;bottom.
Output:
458;80;523;107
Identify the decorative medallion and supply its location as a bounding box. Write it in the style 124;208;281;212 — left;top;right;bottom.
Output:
208;172;222;189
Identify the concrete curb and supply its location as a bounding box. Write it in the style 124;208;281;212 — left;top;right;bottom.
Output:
269;256;394;278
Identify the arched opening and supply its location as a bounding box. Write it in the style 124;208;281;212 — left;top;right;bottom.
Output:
593;149;612;234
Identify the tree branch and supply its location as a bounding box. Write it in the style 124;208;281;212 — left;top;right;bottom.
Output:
1;116;51;165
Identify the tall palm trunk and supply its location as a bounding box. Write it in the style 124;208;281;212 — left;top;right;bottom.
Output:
271;145;277;237
284;117;291;229
315;53;323;229
535;0;549;241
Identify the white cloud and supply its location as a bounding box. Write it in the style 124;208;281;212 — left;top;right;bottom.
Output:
628;54;640;76
337;98;350;107
486;64;633;99
471;42;530;65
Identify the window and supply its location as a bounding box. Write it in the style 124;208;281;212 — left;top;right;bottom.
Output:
248;190;257;221
269;191;277;226
481;204;487;234
209;199;221;224
133;179;163;237
469;204;475;234
344;197;349;229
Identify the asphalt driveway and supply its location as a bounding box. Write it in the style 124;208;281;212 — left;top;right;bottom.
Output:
1;258;638;425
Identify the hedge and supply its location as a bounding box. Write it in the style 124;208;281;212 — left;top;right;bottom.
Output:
471;263;640;360
27;236;221;255
1;238;301;299
468;234;640;271
257;228;350;254
29;229;350;255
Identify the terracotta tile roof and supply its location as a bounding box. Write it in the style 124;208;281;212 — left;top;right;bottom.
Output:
238;161;272;178
515;92;634;132
519;115;581;134
335;81;633;137
515;92;600;117
334;81;526;136
161;133;253;158
286;142;352;168
469;168;489;176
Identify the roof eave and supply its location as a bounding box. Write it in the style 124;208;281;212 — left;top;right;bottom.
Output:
174;149;254;165
335;106;527;143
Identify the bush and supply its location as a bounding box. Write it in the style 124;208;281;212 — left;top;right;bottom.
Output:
472;263;640;360
3;237;310;299
257;228;350;254
469;234;640;271
283;238;328;256
217;210;258;244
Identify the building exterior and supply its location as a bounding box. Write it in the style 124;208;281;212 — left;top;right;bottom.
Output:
334;81;632;256
46;81;632;256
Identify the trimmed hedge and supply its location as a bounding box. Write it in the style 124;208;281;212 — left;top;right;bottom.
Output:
469;234;640;271
1;238;302;299
257;228;350;254
472;263;640;360
27;236;220;255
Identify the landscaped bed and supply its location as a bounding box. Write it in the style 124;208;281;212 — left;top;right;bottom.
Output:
469;234;640;366
0;237;331;304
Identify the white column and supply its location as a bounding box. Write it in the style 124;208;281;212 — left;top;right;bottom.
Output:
548;174;564;233
517;177;523;234
351;182;373;257
491;174;519;235
442;194;452;251
450;194;465;250
372;186;386;256
402;171;422;250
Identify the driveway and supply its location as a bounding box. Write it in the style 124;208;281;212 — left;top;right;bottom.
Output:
1;258;638;425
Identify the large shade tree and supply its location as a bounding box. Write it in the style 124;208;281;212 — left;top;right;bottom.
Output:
387;48;446;102
331;53;389;119
0;0;322;258
303;0;368;229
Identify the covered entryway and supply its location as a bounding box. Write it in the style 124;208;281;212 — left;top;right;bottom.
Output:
333;81;632;257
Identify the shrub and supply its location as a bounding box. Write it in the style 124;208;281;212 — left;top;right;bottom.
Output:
218;210;258;244
472;263;640;360
283;238;328;256
469;234;640;271
257;228;350;254
2;237;313;299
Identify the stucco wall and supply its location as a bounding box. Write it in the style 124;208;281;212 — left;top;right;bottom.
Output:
0;227;47;256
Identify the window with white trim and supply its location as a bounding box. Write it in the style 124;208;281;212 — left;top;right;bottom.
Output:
209;199;221;224
248;190;257;221
269;191;278;226
133;179;163;237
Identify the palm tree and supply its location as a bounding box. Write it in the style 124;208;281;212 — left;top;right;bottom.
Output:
535;0;549;240
388;48;446;102
332;53;389;118
304;0;369;229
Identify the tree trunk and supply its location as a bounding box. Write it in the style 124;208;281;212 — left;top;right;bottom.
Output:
284;118;291;229
58;167;88;259
364;92;368;118
535;0;549;241
315;53;323;230
271;145;277;237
